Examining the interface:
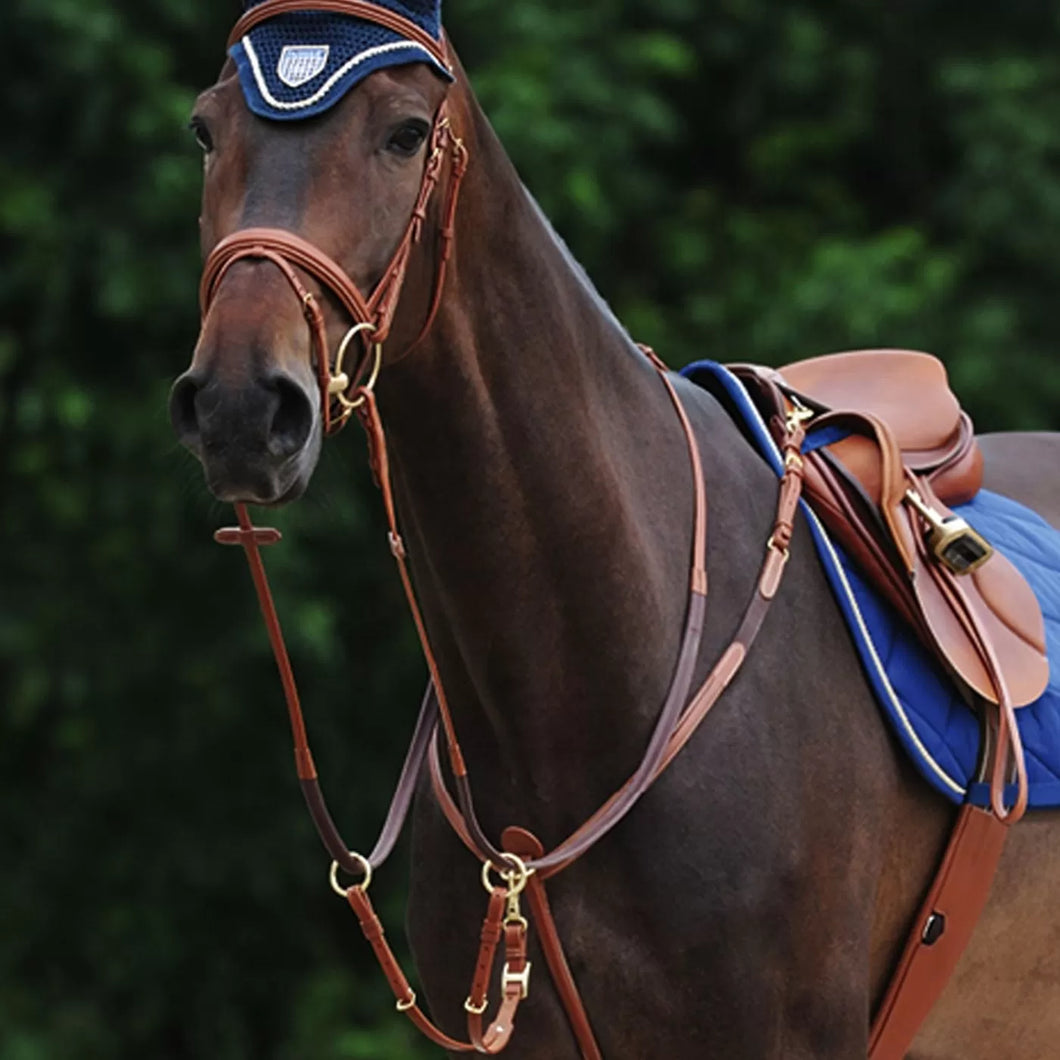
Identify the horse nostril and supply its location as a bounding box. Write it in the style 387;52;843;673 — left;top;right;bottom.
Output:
169;373;203;449
268;376;314;458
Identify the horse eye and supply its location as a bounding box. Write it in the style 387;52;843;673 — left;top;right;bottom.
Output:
386;121;429;157
189;118;213;153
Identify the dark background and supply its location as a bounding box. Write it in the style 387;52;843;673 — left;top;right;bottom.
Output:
3;1;1058;1057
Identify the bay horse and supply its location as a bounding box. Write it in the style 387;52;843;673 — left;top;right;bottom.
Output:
170;6;1060;1057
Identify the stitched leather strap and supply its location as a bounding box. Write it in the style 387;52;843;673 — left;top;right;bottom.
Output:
868;806;1009;1059
345;881;528;1054
503;827;603;1060
466;899;528;1053
429;416;808;882
226;0;453;73
216;509;441;878
347;355;713;875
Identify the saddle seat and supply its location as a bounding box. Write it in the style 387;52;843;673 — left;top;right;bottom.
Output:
779;349;981;505
730;349;1048;709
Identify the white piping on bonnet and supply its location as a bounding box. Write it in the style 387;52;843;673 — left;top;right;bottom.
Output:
241;35;434;111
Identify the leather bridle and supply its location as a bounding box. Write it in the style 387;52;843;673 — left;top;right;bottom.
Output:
203;3;810;1055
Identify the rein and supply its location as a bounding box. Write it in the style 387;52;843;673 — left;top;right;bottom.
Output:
201;3;812;1054
214;368;810;1055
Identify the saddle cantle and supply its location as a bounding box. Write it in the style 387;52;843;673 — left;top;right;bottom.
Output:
730;349;1049;708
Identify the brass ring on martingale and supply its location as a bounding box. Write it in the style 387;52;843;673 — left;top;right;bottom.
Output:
329;852;373;896
480;853;533;897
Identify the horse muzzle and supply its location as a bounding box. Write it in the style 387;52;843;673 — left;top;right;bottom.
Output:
169;369;320;505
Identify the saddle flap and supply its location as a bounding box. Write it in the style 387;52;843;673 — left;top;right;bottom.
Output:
903;486;1048;707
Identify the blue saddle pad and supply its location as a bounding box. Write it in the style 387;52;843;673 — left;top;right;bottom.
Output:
681;360;1060;810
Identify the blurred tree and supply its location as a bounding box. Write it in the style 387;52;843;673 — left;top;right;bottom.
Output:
2;1;1057;1057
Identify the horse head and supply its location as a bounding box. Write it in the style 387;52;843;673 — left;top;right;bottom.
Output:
170;0;462;504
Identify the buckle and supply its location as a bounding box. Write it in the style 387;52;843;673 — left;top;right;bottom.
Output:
502;961;532;1000
464;996;489;1015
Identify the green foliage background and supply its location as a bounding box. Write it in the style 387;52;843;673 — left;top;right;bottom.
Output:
2;1;1058;1057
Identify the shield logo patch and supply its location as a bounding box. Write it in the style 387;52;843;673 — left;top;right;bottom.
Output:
277;45;330;88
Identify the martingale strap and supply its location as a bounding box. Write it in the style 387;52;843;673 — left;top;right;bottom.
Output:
428;384;809;880
215;350;813;1057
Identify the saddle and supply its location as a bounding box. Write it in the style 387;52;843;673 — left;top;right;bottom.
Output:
730;349;1048;709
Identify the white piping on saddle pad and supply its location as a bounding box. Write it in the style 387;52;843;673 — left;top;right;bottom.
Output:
714;363;967;799
806;508;967;799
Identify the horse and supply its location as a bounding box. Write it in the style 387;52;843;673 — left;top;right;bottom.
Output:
170;5;1060;1057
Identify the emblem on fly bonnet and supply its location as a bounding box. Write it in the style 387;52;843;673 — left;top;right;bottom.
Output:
231;0;452;122
277;44;331;87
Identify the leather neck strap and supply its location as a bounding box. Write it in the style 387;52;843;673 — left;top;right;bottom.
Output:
428;372;809;878
348;352;712;873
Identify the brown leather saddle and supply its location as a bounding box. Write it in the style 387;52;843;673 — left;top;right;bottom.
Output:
731;349;1048;709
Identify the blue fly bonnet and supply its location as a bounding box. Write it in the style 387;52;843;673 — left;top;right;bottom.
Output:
231;1;452;122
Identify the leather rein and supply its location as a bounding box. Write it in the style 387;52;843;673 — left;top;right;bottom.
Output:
202;3;810;1053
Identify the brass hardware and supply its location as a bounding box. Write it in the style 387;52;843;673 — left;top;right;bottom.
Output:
330;324;381;410
904;489;994;575
329;852;373;896
464;996;489;1016
504;888;528;930
785;395;815;433
502;961;532;1000
396;991;417;1013
327;372;350;396
784;451;804;472
480;854;533;898
766;534;791;564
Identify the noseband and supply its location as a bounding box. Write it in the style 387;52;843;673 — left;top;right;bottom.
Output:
198;44;467;434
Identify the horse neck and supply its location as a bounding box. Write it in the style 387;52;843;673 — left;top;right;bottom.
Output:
375;92;698;829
